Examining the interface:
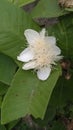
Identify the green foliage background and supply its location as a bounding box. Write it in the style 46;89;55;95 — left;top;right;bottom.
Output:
0;0;73;130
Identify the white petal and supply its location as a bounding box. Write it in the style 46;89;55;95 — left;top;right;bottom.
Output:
22;61;36;70
40;28;46;38
37;67;51;81
24;29;40;44
53;46;61;55
55;55;63;61
45;36;56;45
17;48;34;62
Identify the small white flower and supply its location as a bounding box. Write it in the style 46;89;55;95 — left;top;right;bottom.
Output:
17;28;62;81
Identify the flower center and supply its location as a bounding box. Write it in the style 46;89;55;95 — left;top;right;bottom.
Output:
30;39;54;68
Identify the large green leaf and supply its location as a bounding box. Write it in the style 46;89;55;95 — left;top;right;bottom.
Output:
43;71;73;125
45;72;73;116
31;0;68;18
8;0;35;7
36;71;73;125
1;65;61;124
48;13;73;59
0;0;39;60
0;82;9;96
0;96;2;108
0;53;17;85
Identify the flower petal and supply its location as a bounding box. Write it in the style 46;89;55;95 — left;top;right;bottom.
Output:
55;55;63;61
17;48;34;62
24;29;40;44
37;67;51;81
46;36;56;45
22;61;36;70
40;28;46;38
53;46;61;55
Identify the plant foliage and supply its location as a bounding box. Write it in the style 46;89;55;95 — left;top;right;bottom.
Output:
0;0;73;130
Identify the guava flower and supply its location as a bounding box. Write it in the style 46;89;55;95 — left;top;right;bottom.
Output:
17;29;62;81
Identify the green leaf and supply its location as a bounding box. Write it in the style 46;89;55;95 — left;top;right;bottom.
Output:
50;121;66;130
0;82;8;96
47;72;73;113
31;0;68;18
14;121;29;130
7;119;20;130
0;0;39;60
48;13;73;59
8;0;35;6
34;101;56;126
0;53;17;85
65;8;73;12
37;71;73;124
0;124;6;130
0;96;2;108
1;65;61;124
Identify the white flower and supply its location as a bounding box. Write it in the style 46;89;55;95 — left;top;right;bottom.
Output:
17;28;62;81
